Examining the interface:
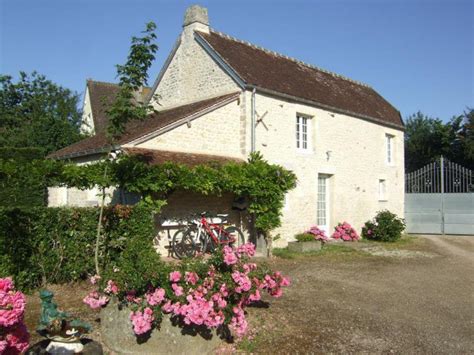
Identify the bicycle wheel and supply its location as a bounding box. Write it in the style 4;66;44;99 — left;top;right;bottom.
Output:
182;225;209;254
223;226;245;248
173;228;197;259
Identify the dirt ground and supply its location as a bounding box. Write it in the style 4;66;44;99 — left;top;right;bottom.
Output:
246;235;474;354
23;235;473;354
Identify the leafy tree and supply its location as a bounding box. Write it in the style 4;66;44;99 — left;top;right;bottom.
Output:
0;72;84;155
404;110;474;171
452;108;474;168
106;22;159;139
93;21;159;275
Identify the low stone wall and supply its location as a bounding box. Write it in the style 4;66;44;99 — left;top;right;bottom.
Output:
100;300;226;354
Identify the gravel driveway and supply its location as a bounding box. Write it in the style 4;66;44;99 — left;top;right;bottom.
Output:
248;235;474;354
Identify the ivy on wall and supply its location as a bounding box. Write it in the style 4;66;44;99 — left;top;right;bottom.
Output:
0;152;297;233
63;152;296;233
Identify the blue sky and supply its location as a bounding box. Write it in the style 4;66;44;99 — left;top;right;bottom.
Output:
1;0;472;121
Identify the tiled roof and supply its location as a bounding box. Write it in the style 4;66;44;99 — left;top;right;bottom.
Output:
48;92;239;159
86;80;152;134
197;31;403;128
123;147;243;166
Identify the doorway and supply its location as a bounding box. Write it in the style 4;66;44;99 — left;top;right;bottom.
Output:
317;174;331;235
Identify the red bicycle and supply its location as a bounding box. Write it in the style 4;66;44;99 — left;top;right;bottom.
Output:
175;212;245;258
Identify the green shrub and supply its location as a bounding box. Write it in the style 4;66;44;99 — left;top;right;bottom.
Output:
294;233;316;242
0;148;48;207
0;205;155;290
361;210;405;242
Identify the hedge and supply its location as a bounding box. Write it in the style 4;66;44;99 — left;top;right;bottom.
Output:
0;147;47;207
0;205;155;290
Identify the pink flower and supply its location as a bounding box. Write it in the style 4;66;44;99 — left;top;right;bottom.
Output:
185;272;199;285
172;283;184;297
0;290;26;327
219;283;229;297
242;263;257;274
331;222;359;241
162;301;173;313
270;287;283;298
5;323;29;353
236;243;256;258
83;291;109;309
89;275;101;285
169;271;182;282
280;277;291;287
223;246;238;265
232;271;251;293
0;278;30;352
130;307;154;335
0;340;7;353
125;290;136;302
0;277;14;292
145;288;165;306
230;306;248;338
104;280;119;295
248;289;261;302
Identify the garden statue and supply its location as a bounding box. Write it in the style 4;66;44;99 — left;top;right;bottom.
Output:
37;290;91;354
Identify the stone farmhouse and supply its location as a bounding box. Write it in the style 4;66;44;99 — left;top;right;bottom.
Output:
48;5;405;248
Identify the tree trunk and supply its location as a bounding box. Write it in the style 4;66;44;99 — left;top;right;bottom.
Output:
94;164;108;276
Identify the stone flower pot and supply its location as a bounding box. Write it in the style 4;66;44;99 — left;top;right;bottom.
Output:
100;299;227;354
287;240;322;253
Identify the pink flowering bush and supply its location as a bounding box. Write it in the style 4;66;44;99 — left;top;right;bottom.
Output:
331;222;359;241
305;226;328;242
84;243;290;340
0;277;29;354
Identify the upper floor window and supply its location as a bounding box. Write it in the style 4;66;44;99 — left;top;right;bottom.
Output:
296;115;311;150
386;134;394;164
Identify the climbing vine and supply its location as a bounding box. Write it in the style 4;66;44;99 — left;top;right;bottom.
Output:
23;152;296;233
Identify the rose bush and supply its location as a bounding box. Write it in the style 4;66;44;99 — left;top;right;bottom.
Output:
0;277;29;354
84;243;290;339
331;222;359;241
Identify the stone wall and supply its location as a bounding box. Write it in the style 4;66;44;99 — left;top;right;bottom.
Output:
150;28;239;110
129;98;244;159
80;85;94;134
243;91;405;247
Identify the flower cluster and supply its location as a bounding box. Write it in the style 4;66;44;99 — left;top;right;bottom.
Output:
331;222;359;241
306;226;328;242
83;291;109;309
0;277;29;354
83;243;290;340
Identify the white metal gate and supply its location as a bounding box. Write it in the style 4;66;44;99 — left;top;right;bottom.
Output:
405;157;474;235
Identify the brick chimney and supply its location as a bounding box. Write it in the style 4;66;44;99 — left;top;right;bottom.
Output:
182;5;209;34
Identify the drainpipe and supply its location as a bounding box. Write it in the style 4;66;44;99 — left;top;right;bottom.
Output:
251;87;256;152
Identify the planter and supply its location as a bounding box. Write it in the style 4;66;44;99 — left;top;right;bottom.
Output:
287;240;322;253
100;299;226;354
45;334;84;353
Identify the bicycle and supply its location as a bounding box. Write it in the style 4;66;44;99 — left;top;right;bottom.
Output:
174;212;245;258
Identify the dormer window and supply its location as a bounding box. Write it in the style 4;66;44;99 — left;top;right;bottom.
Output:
296;114;311;150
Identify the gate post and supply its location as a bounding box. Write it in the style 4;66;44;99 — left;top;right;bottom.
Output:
440;156;445;235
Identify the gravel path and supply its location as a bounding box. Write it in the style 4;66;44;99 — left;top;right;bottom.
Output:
248;236;474;354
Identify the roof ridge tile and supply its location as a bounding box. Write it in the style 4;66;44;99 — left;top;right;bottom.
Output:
209;29;371;88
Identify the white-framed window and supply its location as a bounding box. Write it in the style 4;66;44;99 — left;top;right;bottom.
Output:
386;134;394;164
378;179;387;201
296;114;311;150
